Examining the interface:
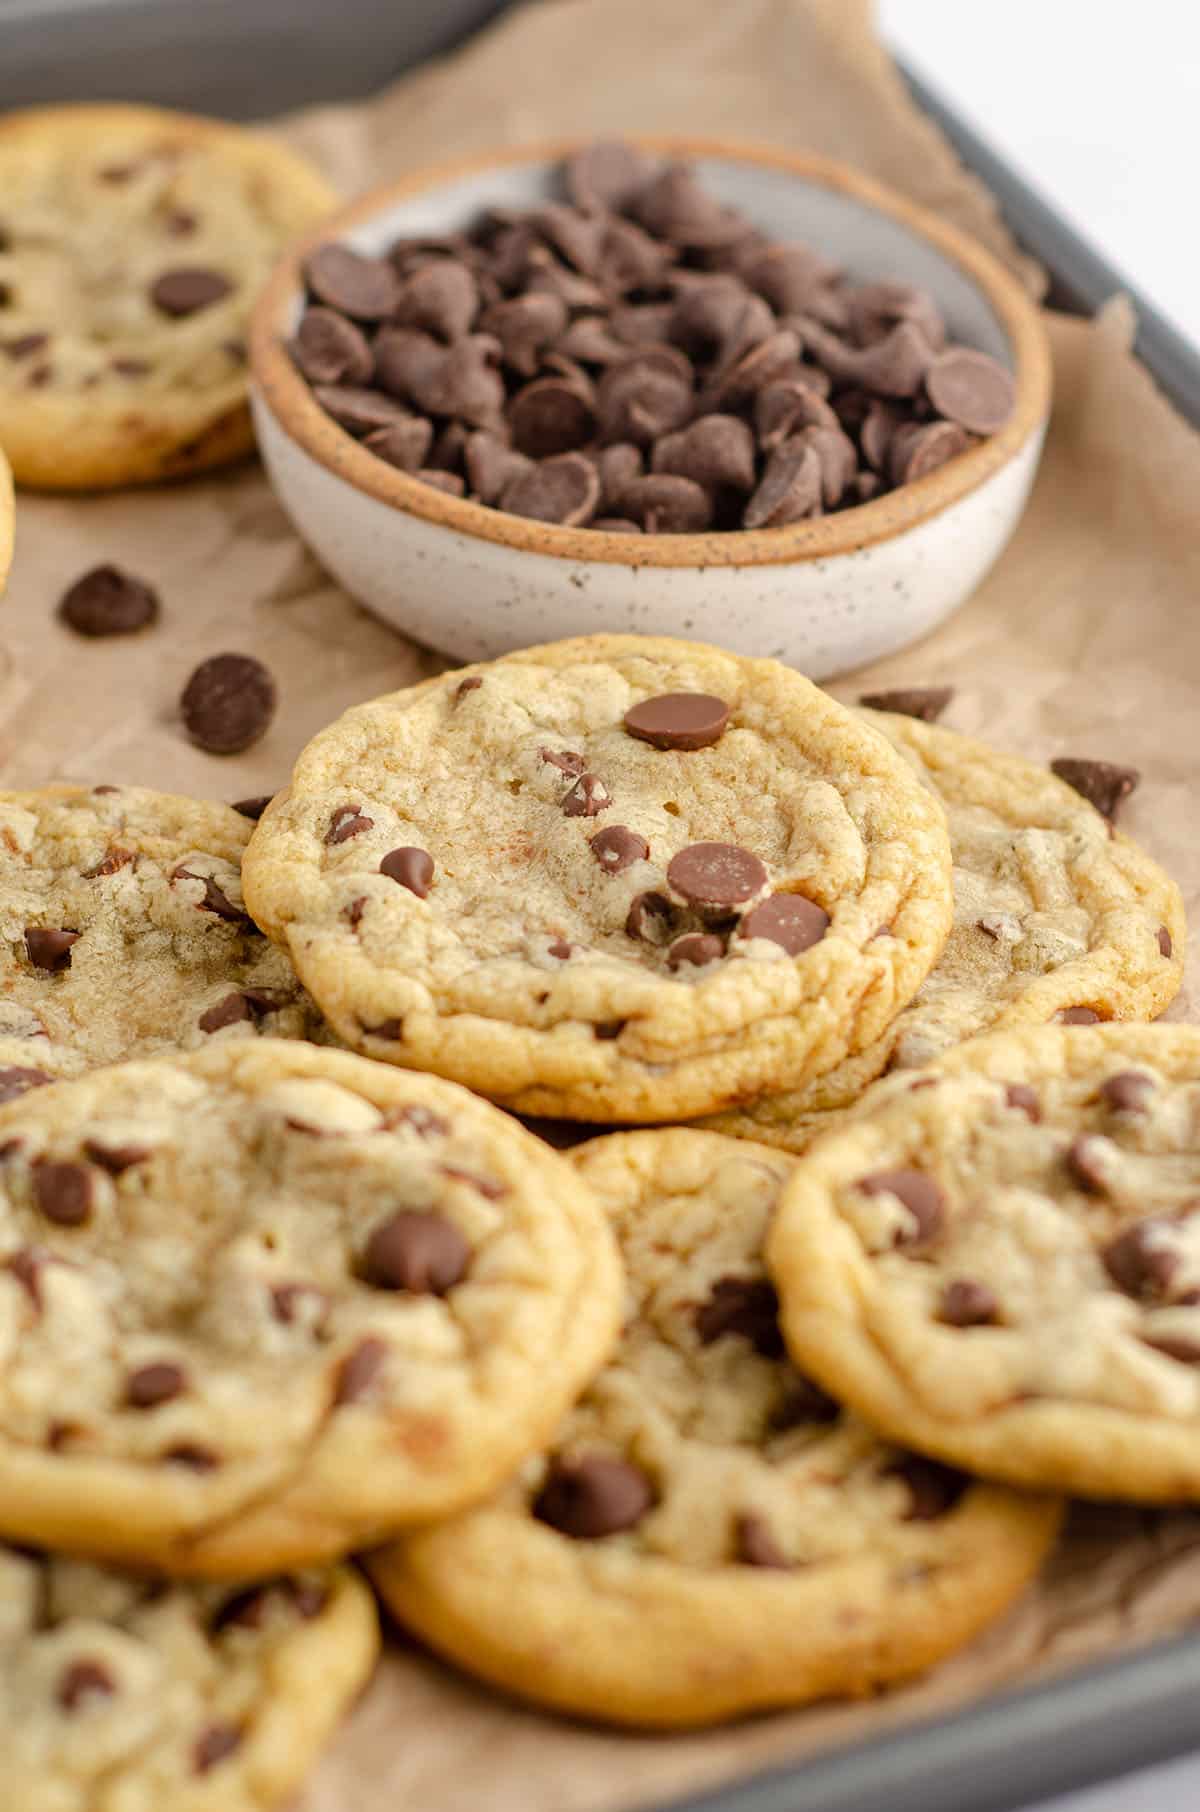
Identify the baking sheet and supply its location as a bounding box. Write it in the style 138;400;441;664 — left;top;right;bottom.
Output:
3;4;1200;1809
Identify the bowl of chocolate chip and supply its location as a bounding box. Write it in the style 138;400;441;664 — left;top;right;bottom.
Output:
250;137;1050;678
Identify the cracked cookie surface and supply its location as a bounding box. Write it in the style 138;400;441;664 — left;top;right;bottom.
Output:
371;1127;1059;1727
768;1024;1200;1502
0;104;334;488
242;635;954;1122
0;1547;376;1812
707;711;1184;1152
0;1040;620;1574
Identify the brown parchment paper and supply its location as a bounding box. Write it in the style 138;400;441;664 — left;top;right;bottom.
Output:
3;2;1200;1805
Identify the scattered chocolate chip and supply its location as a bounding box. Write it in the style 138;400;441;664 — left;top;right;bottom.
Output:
562;773;612;818
363;1210;470;1294
1049;758;1140;824
887;1455;969;1519
193;1723;242;1775
734;1513;791;1569
198;993;253;1034
33;1162;95;1227
740;893;829;955
126;1362;186;1409
171;868;248;926
938;1279;998;1327
623;692;730;751
533;1453;655;1538
379;847;434;897
24;928;80;972
58;1658;116;1711
332;1337;388;1407
150;268;232;318
589;825;649;873
500;451;600;526
326;806;373;844
858;1169;944;1247
858;685;954;722
695;1275;784;1358
540;748;587;777
770;1375;840;1430
58;564;159;637
1159;926;1174;959
1101;1071;1156;1113
180;653;276;755
667;842;767;911
924;347;1015;435
1102;1219;1179;1301
289;306;374;386
625;890;673;942
1057;1006;1102;1025
1005;1082;1042;1122
304;245;401;321
667;931;726;968
84;1141;150;1174
232;795;272;821
0;1066;53;1104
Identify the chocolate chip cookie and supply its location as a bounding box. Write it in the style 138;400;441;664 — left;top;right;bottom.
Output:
370;1128;1060;1727
241;635;954;1122
0;104;335;489
1;784;327;1069
705;709;1184;1152
768;1024;1200;1502
0;1546;377;1812
0;1040;620;1573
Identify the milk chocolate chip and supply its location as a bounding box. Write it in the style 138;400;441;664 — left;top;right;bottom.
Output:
180;653;276;755
363;1211;470;1294
858;1169;944;1247
59;565;159;637
533;1454;655;1538
623;693;730;751
667;843;767;911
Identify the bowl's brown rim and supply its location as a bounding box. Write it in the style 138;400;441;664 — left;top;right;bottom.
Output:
251;134;1053;570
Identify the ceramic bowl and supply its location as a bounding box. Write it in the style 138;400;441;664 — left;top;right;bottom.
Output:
250;137;1051;679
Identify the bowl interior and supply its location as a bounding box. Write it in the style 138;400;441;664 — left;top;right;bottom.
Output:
286;152;1013;368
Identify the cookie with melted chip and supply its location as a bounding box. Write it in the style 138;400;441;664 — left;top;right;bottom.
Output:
241;635;954;1122
706;710;1183;1152
768;1024;1200;1502
370;1128;1060;1727
0;104;334;488
0;1546;376;1812
0;1041;620;1573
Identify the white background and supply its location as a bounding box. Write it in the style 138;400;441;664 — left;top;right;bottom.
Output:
879;6;1198;1808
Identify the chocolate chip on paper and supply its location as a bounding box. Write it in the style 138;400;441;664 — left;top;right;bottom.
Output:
180;653;277;755
858;685;955;722
58;564;159;637
1050;757;1141;824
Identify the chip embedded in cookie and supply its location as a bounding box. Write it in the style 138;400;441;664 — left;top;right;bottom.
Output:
0;104;335;489
370;1128;1060;1727
0;1546;378;1811
767;1024;1200;1503
704;709;1184;1152
0;1041;621;1572
241;634;954;1122
1;784;326;1069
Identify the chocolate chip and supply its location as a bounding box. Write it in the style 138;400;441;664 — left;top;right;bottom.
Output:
193;1723;242;1775
394;258;479;343
24;928;80;972
232;795;272;821
414;468;466;497
625;890;673;942
5;1246;53;1310
562;774;612;818
1102;1219;1179;1301
858;686;954;722
379;847;434;897
667;842;767;911
667;931;726;968
500;451;600;526
171;868;249;926
126;1362;186;1409
165;208;198;237
624;692;730;751
938;1280;998;1327
889;419;971;484
111;356;150;377
695;1276;784;1357
1049;757;1140;823
81;847;134;879
84;1141;150;1174
363;417;436;472
858;1169;944;1247
479;293;568;378
313;384;412;436
326;805;373;844
304;245;401;321
198;993;253;1034
165;1444;219;1471
0;1066;53;1104
1005;1083;1042;1122
1159;926;1174;959
743;440;822;528
150;268;232;318
565;140;657;212
363;1210;470;1294
1065;1134;1112;1194
58;564;159;637
1;332;49;359
887;1455;968;1519
289;306;374;386
616;472;711;533
1058;1007;1102;1025
332;1337;388;1406
454;676;483;703
548;938;574;959
507;377;596;459
652;414;756;493
1142;1331;1200;1365
1102;1071;1156;1113
740;893;829;955
540;748;588;777
270;1282;330;1328
180;653;276;755
597;360;693;450
58;1658;116;1711
770;1375;840;1430
463;431;531;504
33;1161;95;1227
925;347;1015;435
589;826;649;873
734;1513;791;1569
533;1454;655;1538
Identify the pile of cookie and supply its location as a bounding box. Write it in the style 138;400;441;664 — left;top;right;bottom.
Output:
0;100;1197;1808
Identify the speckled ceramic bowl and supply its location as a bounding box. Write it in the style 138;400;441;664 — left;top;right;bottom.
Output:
250;138;1051;679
